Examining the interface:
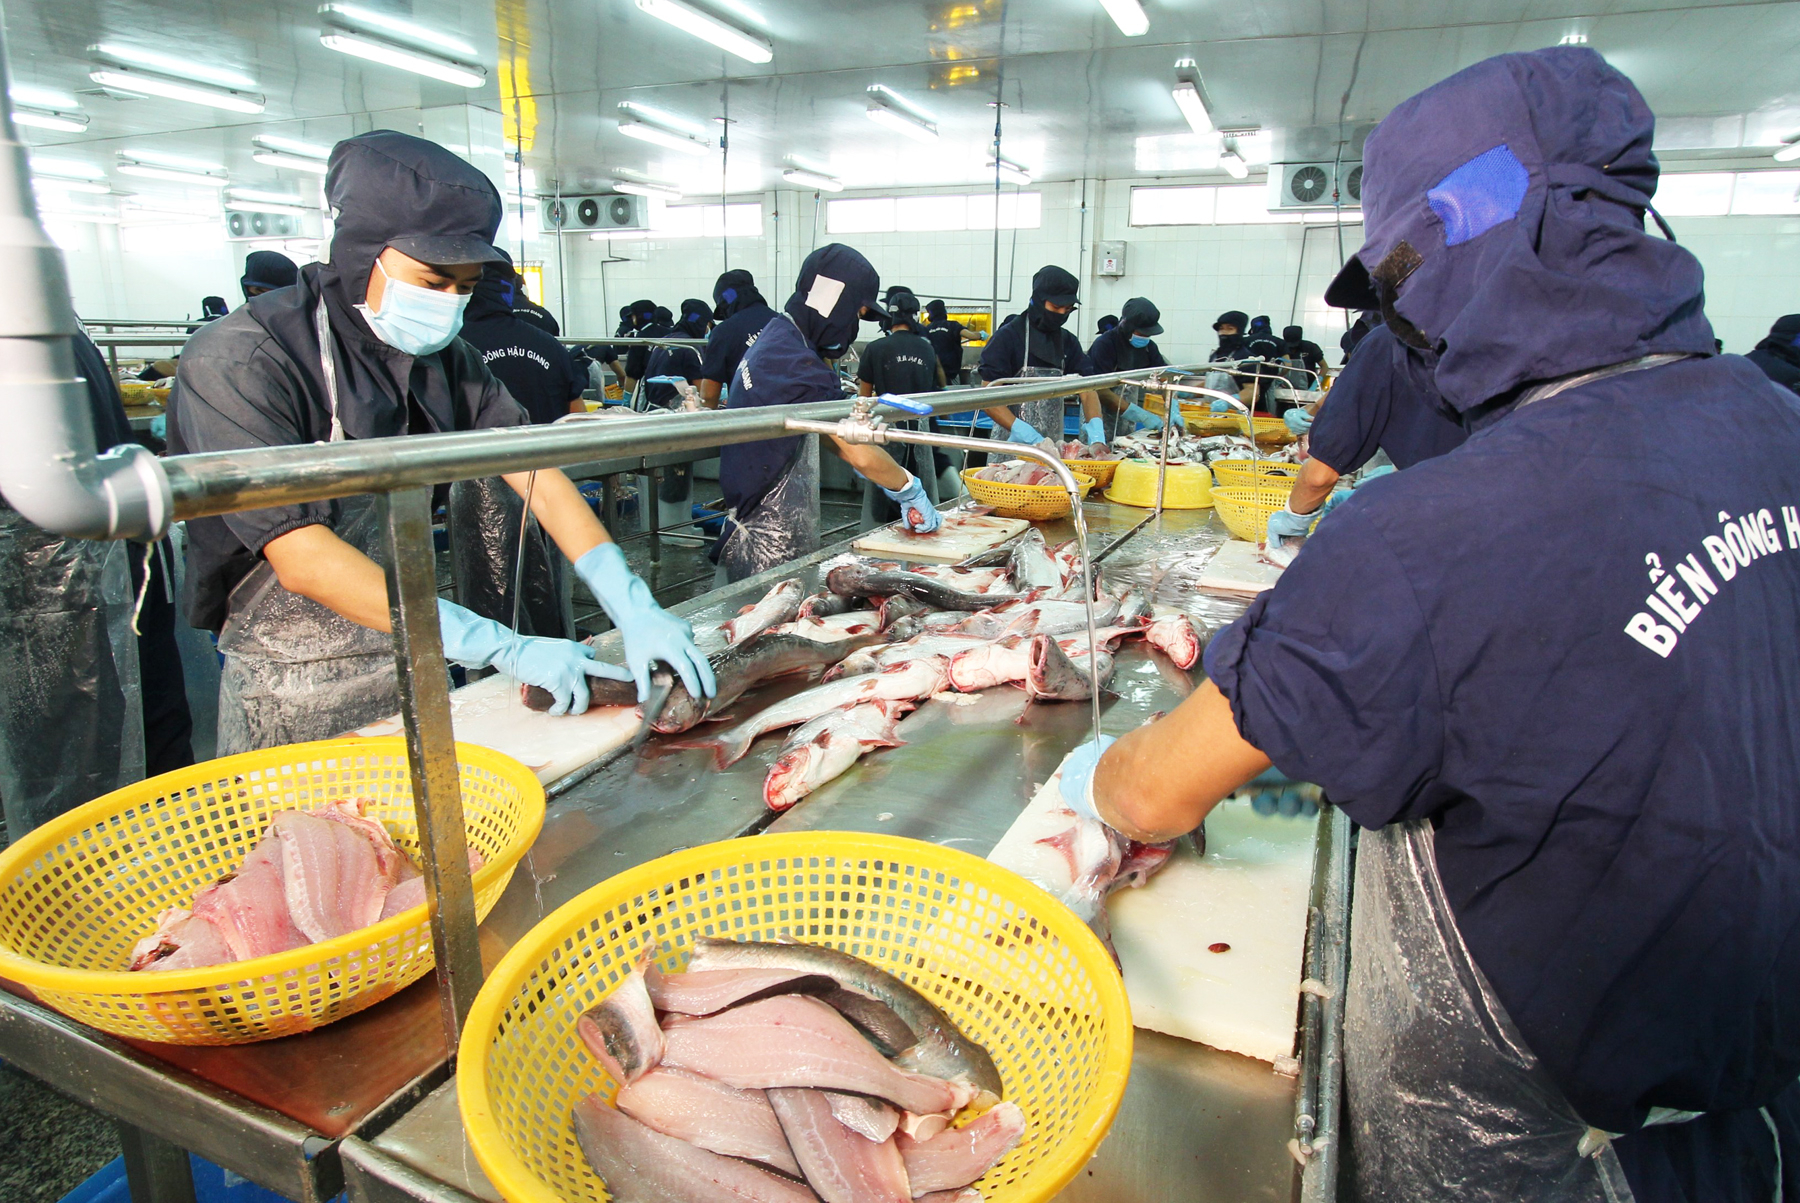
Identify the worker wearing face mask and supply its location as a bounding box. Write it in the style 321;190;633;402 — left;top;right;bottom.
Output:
856;290;947;527
713;244;942;582
699;269;777;408
1087;296;1183;436
977;265;1106;451
923;299;977;385
168;131;711;750
641;299;711;409
241;250;299;302
1280;325;1326;376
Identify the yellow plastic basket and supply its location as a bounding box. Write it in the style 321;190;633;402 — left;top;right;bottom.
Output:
0;738;543;1045
961;467;1095;522
1211;460;1301;489
458;832;1134;1203
1211;484;1318;543
1062;457;1119;488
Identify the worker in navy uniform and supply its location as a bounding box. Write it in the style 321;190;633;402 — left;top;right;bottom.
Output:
504;269;560;336
241;250;298;302
168;131;710;752
1087;296;1182;438
923;299;976;386
713;244;942;583
855;290;945;525
1340;310;1382;363
1280;325;1326;376
1745;314;1800;396
623;305;675;398
640;299;712;533
700;269;776;407
977;265;1106;451
1061;48;1800;1202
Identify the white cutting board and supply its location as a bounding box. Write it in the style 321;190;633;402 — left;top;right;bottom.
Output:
1196;538;1286;599
354;671;641;784
1109;798;1317;1063
852;511;1029;565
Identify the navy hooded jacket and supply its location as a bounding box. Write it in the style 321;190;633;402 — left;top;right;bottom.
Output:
1305;325;1466;473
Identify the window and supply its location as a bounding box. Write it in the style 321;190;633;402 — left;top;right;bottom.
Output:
826;192;1042;234
895;195;968;232
1129;186;1214;226
826;197;895;234
1655;172;1734;217
596;201;765;240
1215;184;1296;224
967;191;1041;230
1728;171;1800;215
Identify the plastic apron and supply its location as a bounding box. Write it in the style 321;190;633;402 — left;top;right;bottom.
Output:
447;475;570;640
0;504;143;837
992;356;1071;461
717;434;820;585
214;296;400;756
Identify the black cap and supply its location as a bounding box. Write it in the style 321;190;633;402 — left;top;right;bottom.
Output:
1284;325;1304;343
1119;297;1162;336
241;249;299;294
680;297;712;325
1771;314;1800;340
201;295;228;317
926;299;947;322
1213;309;1248;331
1030;264;1080;307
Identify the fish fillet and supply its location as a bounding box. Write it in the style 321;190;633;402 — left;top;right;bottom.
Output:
191;839;310;961
768;1088;912;1203
614;1066;801;1177
824;1091;900;1143
375;848;485;921
129;907;237;972
571;1094;818;1203
270;810;395;942
897;1102;1027;1196
646;967;834;1016
660;995;959;1115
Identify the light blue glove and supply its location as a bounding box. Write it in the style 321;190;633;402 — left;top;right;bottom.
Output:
881;473;943;534
1284;407;1314;435
1210;398;1234;414
1082;416;1106;446
1317;488;1352;519
1265;507;1318;541
1168;402;1186;431
1007;417;1045;445
1243;767;1319;818
573;543;716;702
1121;402;1163;433
1356;464;1396;485
1057;735;1117;822
436;599;629;717
150;413;168;441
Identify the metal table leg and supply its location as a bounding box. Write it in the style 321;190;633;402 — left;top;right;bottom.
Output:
379;488;484;1050
601;475;620;532
647;466;661;564
118;1122;198;1203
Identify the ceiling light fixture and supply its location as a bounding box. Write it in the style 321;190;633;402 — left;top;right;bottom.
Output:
633;0;772;64
10;84;81;110
318;29;487;87
866;86;937;143
1171;79;1213;137
89;65;266;113
1559;30;1588;45
40;207;120;224
12;105;89;133
317;4;478;57
30;157;104;181
618;118;713;156
782;167;842;192
34;177;111;194
612;178;683;200
986;157;1032;185
1776;137;1800;163
116;154;229;187
1097;0;1148;37
228;187;315;213
254;134;332;159
91;43;257;89
1219;148;1248;179
617;102;710;137
253;151;331;175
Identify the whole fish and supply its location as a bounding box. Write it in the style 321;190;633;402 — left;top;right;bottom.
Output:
686;936;1005;1100
955;594;1121;641
1025;634;1115;702
652;628;884;734
722;578;804;646
877;593;930;629
950;627;1136;694
827;562;1012;613
571;1095;817;1203
768;611;885;642
1009;528;1064;591
764;700;913;811
677;658;949;768
829;633;989;683
798;590;856;619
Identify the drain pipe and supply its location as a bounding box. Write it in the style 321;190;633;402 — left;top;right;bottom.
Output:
0;16;171;541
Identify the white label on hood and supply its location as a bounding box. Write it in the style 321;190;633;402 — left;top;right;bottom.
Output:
804;273;846;318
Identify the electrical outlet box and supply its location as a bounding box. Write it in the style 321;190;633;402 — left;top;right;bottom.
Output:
1098;240;1127;277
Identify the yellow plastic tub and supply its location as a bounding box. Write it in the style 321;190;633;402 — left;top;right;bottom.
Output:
459;832;1135;1203
961;466;1095;521
0;738;543;1045
1105;459;1213;509
1212;484;1319;542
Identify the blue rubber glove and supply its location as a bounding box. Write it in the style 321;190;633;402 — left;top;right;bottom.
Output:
1284;407;1314;436
1356;464;1396;485
1082;416;1106;446
1317;488;1352;519
1006;417;1045;445
1168;403;1186;431
1244;767;1319;818
573;543;716;702
1121;402;1163;433
1210;398;1234;414
1265;507;1317;541
150;413;168;441
881;473;943;534
436;599;629;716
1057;735;1117;823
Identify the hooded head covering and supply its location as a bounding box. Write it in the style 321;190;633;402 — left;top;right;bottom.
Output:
467;256;515;321
618;304;637;335
325;130;504;306
676;298;713;338
241;249;299;300
626;299;657;331
784;243;883;356
926;299;948;325
1283;324;1305;346
712;269;766;319
1213;309;1248;333
652;305;673;328
1118;297;1163;337
1026;264;1079;334
1753;314;1800;367
200;296;228;319
1325;47;1713;416
1096;314;1119;335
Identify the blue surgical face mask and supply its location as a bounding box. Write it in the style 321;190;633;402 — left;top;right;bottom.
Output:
357;259;470;356
1129;334;1151;348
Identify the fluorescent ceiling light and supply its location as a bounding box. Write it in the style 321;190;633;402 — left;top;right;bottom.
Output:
317;4;477;57
116;154;228;187
31;157;103;181
254;150;332;175
10;84;80;109
1559;31;1588;45
987;157;1032;185
613;178;682;200
89;66;265;113
617;101;709;137
254;134;332;160
90;43;257;89
12;105;87;133
41;207;119;224
34;177;111;194
228;188;315;211
1775;138;1800;163
782;167;842;191
319;30;487;87
1219;149;1248;179
634;0;772;64
1098;0;1148;36
619;119;713;156
865;87;937;143
1172;80;1213;137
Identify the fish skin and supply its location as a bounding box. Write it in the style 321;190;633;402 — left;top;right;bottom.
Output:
646;967;837;1016
723;579;805;646
686;938;1004;1100
653;629;883;735
1024;635;1114;702
576;954;665;1086
659;994;960;1115
1145;612;1201;670
823;1091;900;1143
897;1102;1027;1196
1009;529;1064;592
613;1066;803;1177
798;591;856;619
763;701;912;812
768;1088;912;1203
954;595;1119;641
570;1094;819;1203
826;563;1014;613
270;811;396;943
877;594;929;629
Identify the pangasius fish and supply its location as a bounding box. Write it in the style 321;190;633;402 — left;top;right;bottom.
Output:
571;1095;816;1203
722;579;805;646
827;562;1013;613
676;659;949;768
763;700;913;811
769;1088;912;1203
1024;634;1114;702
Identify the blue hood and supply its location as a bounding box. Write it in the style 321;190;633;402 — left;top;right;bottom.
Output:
783;243;883;355
1327;47;1714;420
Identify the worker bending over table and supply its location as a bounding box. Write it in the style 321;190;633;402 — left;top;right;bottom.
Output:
978;265;1107;451
1066;48;1800;1201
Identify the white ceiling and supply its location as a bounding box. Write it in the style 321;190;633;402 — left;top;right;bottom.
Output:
6;0;1800;206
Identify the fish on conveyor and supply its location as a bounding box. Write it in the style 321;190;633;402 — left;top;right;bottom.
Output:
1145;610;1201;669
764;700;914;811
659;994;962;1115
686;937;1004;1100
571;1094;818;1203
877;593;930;629
646;966;838;1016
954;594;1121;641
612;1066;803;1177
826;562;1013;613
799;590;857;619
576;952;665;1085
678;658;950;768
826;633;990;682
768;610;886;642
878;564;1009;595
1008;528;1064;592
722;579;805;646
769;1088;912;1203
897;1102;1027;1196
1024;634;1115;702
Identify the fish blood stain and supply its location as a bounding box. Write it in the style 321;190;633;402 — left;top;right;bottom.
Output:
1208;942;1231;954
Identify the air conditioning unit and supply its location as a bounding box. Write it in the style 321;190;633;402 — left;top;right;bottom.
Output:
224;210;299;240
541;193;650;233
1267;161;1362;211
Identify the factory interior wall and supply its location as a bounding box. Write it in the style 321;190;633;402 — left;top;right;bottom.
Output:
52;184;1800;360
